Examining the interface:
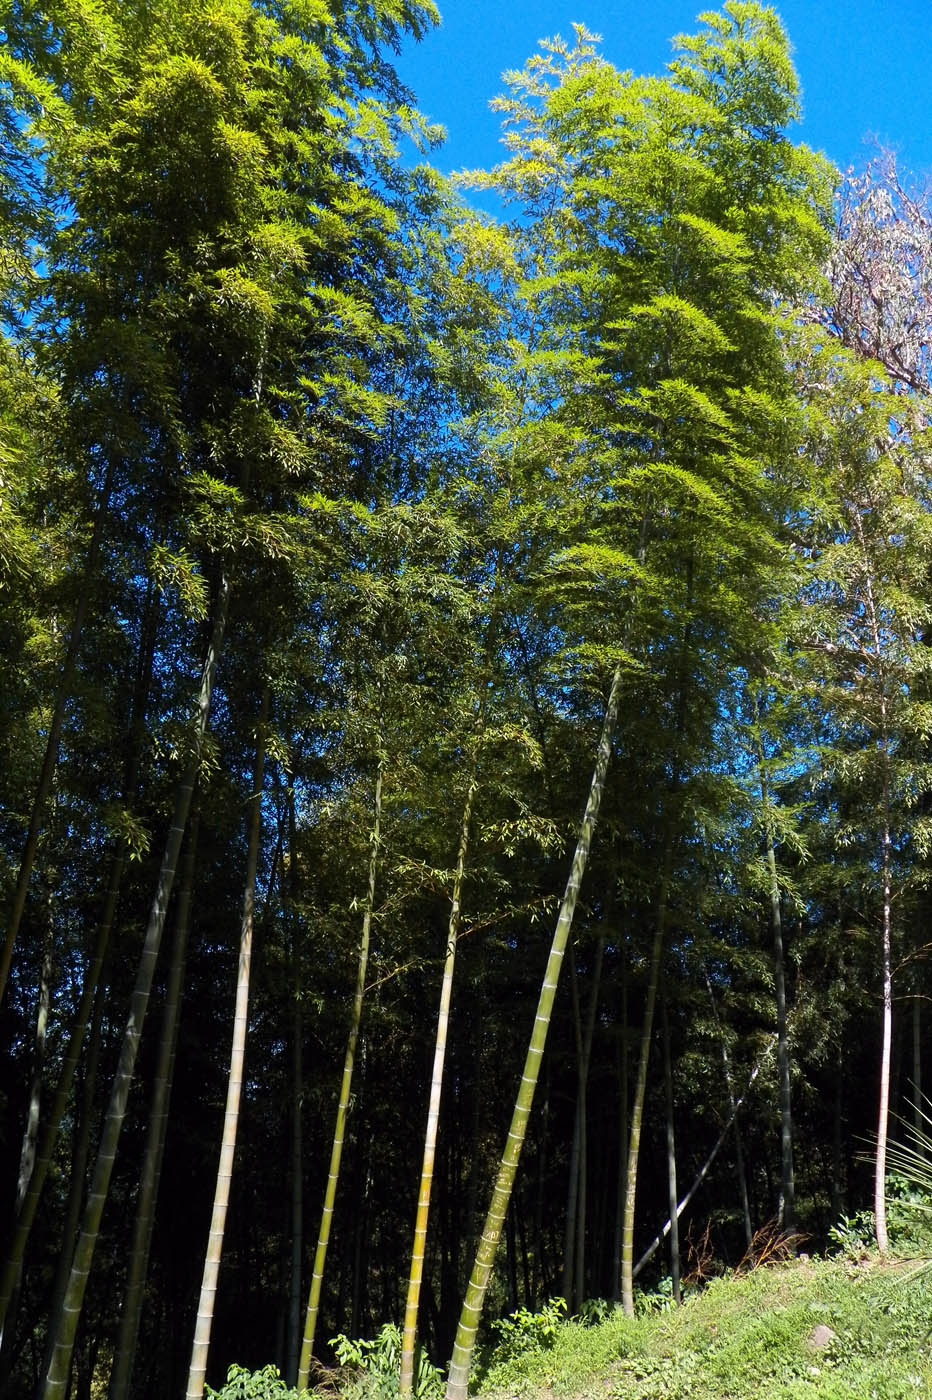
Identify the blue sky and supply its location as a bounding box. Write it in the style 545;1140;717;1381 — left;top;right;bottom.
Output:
396;1;931;191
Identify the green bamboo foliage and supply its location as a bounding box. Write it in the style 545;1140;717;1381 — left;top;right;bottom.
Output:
297;761;384;1389
445;663;624;1400
0;475;113;1007
187;692;269;1399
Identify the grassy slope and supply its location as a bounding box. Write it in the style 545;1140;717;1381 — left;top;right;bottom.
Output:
476;1257;932;1400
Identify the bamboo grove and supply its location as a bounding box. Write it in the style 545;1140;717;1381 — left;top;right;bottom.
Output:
3;2;932;1396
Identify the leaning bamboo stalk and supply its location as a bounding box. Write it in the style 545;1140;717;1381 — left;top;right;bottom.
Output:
445;663;624;1400
187;692;268;1399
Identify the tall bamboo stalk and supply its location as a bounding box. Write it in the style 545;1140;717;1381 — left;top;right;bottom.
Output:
187;693;269;1399
40;575;230;1400
445;663;623;1400
758;743;795;1235
875;739;893;1253
562;927;605;1310
660;992;680;1303
297;760;383;1389
612;943;629;1302
109;813;200;1400
286;781;304;1387
39;935;111;1389
845;511;893;1252
620;834;672;1315
15;901;53;1225
400;759;479;1396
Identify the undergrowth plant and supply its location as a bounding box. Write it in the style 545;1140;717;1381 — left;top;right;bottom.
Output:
330;1323;443;1400
206;1364;309;1399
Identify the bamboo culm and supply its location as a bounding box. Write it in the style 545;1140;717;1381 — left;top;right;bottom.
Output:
40;574;230;1400
297;761;383;1389
109;814;200;1400
187;691;269;1400
445;663;624;1400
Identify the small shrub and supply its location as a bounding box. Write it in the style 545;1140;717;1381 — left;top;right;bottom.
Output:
634;1276;675;1315
575;1296;617;1326
206;1364;307;1399
885;1170;932;1255
828;1208;875;1260
330;1323;442;1400
488;1297;567;1360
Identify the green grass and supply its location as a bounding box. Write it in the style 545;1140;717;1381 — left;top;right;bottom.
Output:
209;1254;932;1400
476;1257;932;1400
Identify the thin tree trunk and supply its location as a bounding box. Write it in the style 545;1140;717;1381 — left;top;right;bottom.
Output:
532;1053;550;1307
632;1038;775;1278
848;514;892;1254
286;782;304;1388
0;846;124;1351
913;968;924;1154
875;743;893;1253
561;948;583;1310
705;972;752;1250
831;1040;844;1222
563;928;605;1309
445;663;623;1400
575;930;604;1306
40;574;230;1400
400;759;478;1396
764;793;795;1235
187;691;269;1399
612;944;629;1302
0;903;53;1382
109;813;200;1400
40;956;110;1391
0;467;114;1009
16;902;53;1226
297;761;383;1389
661;992;680;1303
754;696;795;1237
620;834;672;1315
